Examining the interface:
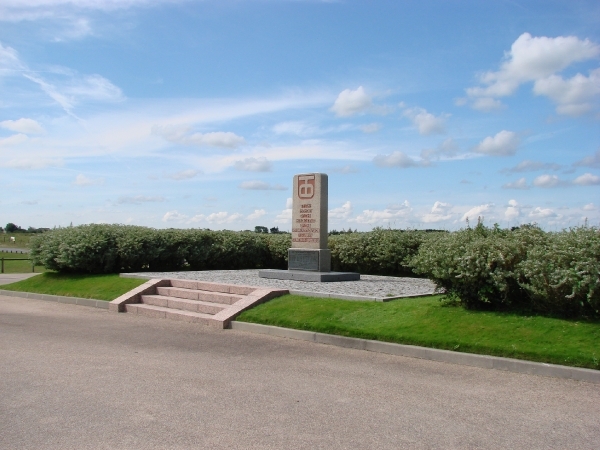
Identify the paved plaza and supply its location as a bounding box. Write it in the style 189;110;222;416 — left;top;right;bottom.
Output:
1;294;598;449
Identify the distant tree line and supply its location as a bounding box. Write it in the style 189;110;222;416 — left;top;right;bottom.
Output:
4;223;50;233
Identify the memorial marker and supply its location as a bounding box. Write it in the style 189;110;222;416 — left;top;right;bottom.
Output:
259;172;360;282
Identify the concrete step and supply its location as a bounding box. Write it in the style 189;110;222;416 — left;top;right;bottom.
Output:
141;294;227;315
170;279;257;295
156;286;243;305
125;303;214;325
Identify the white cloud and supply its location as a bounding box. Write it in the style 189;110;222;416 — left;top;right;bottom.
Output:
0;118;44;134
533;68;600;116
502;177;529;190
373;151;420;168
239;180;287;190
402;107;448;135
471;97;506;112
333;164;359;174
329;201;353;220
272;121;311;136
467;33;600;99
533;174;562;188
73;174;103;186
0;133;28;147
474;130;520;156
421;138;458;162
583;203;596;211
529;207;557;219
422;201;453;223
117;195;165;204
153;125;245;149
359;123;382;133
285;197;293;209
505;199;520;220
275;198;293;224
460;204;491;223
167;169;201;180
191;211;243;225
4;157;62;169
354;202;412;224
162;210;188;222
573;172;600;186
234;157;272;172
502;159;561;173
331;86;372;117
574;149;600;169
247;209;266;221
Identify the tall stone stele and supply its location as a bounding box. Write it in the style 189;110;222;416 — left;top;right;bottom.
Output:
259;172;359;282
289;173;331;272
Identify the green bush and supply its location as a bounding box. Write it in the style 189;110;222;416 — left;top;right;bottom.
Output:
411;223;599;318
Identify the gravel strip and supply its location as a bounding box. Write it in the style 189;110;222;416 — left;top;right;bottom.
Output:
125;270;438;300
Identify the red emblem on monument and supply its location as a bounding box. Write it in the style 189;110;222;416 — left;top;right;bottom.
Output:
298;174;315;199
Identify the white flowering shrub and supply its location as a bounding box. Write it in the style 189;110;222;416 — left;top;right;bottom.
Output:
411;224;599;317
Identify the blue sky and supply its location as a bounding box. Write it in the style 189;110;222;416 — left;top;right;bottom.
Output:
1;0;599;232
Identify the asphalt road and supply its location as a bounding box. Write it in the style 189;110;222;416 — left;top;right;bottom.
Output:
1;295;598;449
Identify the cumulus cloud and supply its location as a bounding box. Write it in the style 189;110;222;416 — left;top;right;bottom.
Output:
332;165;359;174
422;201;453;223
274;198;293;224
465;33;600;113
473;130;520;156
529;207;557;219
460;204;491;223
574;149;600;169
153;125;246;149
373;151;420;168
167;169;201;180
162;210;187;222
73;174;103;186
0;118;44;134
471;97;506;112
0;133;28;147
502;177;529;190
117;195;165;204
331;86;372;117
247;209;266;221
583;203;596;211
533;174;562;188
329;201;353;220
189;212;244;225
402;107;448;135
533;68;600;116
353;201;412;224
573;172;600;185
505;199;520;220
359;123;382;133
234;157;272;172
501;159;561;173
239;180;287;190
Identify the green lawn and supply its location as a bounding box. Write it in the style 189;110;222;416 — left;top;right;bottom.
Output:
237;294;600;370
0;232;37;248
0;272;147;301
0;251;45;274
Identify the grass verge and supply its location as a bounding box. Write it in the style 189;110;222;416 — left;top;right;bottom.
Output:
237;294;600;370
0;251;45;274
0;272;147;301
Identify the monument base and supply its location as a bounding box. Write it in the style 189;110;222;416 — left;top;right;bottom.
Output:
258;269;360;282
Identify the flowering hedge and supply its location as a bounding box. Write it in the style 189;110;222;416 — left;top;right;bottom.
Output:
411;224;599;317
30;223;599;317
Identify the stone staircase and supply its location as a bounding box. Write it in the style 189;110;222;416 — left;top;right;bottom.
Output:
109;278;288;328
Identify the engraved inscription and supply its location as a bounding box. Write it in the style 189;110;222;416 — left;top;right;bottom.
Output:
289;250;319;271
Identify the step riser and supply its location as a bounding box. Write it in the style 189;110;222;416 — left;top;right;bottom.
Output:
125;304;215;326
170;279;256;295
156;286;241;305
141;295;226;315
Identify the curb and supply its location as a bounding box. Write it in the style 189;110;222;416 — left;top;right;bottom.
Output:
0;289;109;309
230;321;600;384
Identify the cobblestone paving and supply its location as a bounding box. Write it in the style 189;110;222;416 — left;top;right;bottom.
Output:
128;270;438;300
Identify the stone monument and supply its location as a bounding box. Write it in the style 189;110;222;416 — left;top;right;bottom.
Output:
259;172;360;282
